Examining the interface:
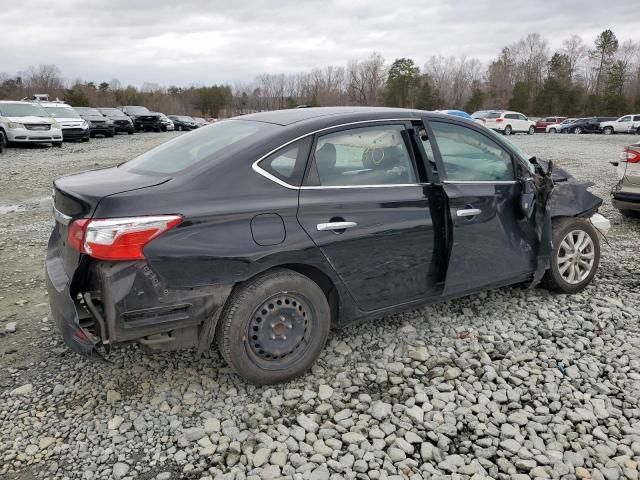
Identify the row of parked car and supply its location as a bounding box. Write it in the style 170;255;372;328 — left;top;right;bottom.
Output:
0;97;211;148
472;110;640;135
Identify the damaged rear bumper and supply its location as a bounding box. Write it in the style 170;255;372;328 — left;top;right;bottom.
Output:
46;231;233;357
45;233;98;356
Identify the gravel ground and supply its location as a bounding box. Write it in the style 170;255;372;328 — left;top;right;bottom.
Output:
0;131;639;480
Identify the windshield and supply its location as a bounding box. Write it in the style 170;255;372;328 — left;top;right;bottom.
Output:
178;116;194;121
76;107;101;116
44;107;81;119
123;120;274;174
99;108;127;118
0;102;50;117
124;106;150;115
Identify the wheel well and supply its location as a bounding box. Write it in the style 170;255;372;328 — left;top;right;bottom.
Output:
276;264;340;326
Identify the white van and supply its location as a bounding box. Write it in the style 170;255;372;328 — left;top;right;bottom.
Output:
0;101;63;147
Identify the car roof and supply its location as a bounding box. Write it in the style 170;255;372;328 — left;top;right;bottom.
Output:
237;106;444;127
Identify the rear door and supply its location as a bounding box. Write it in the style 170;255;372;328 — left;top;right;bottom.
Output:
297;122;444;312
420;118;536;295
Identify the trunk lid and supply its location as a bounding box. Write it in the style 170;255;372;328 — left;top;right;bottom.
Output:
52;167;171;275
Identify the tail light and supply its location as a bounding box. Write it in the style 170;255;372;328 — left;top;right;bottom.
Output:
495;118;503;123
68;215;182;261
622;147;640;163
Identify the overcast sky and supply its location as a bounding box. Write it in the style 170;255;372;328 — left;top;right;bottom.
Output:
1;0;638;87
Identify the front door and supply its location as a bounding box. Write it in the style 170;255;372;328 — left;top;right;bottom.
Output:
421;119;537;295
297;122;443;312
615;116;632;133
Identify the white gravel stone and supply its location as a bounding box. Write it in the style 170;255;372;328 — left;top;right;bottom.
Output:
9;383;33;396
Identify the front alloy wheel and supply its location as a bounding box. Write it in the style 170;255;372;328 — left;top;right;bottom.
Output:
216;269;330;384
504;125;512;135
528;126;535;135
544;217;600;293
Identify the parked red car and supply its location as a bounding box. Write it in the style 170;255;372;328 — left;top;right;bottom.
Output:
536;116;567;132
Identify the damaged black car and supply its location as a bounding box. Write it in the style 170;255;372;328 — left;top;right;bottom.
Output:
46;107;608;384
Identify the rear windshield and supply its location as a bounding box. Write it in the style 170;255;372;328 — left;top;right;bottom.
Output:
122;120;275;174
44;107;81;119
0;102;49;117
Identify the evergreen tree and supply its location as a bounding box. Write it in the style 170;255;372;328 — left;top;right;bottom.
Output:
383;58;420;108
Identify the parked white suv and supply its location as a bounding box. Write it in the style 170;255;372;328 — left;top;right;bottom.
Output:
472;110;536;135
36;101;90;142
600;115;640;135
0;101;63;147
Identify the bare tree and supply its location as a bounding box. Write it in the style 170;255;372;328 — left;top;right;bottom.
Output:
22;64;64;95
562;35;587;81
346;52;386;105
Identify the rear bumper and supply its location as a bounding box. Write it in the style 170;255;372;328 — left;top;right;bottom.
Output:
46;229;233;356
612;191;640;211
45;232;98;356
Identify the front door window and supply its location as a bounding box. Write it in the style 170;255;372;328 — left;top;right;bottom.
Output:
428;122;514;181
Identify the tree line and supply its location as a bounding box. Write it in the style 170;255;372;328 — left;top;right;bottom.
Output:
1;29;638;118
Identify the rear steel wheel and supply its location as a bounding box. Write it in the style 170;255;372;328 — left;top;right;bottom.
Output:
216;269;330;384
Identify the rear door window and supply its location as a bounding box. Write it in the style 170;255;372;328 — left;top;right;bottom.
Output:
306;125;417;186
429;121;514;182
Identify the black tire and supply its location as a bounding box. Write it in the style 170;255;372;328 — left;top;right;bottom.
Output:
127;130;134;135
216;269;330;384
528;126;535;135
573;127;582;134
504;125;512;135
0;129;7;149
81;137;90;143
636;127;640;135
53;142;63;148
549;128;556;134
176;125;182;131
543;217;600;294
106;132;114;138
603;127;614;135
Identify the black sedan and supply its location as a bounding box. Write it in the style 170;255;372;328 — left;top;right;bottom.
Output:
74;107;115;137
168;115;200;131
559;117;616;134
46;107;606;384
97;108;135;134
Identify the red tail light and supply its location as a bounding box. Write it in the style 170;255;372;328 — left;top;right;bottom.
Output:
495;118;503;123
624;147;640;163
67;215;182;261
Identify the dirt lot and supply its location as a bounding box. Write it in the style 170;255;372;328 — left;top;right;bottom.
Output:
0;131;639;480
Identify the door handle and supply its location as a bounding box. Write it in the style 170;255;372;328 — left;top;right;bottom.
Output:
317;221;358;231
457;208;481;217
